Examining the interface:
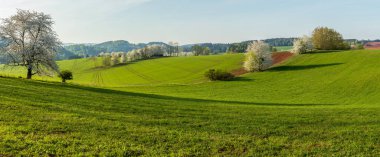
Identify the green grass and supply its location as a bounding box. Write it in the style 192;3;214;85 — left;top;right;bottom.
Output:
117;50;380;105
2;50;380;156
275;46;293;51
0;54;244;87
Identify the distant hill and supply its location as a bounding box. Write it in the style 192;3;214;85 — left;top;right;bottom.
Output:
60;40;170;59
61;38;298;58
3;38;380;61
182;38;297;54
59;38;380;59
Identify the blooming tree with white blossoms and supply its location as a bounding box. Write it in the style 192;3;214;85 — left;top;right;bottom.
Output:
244;41;272;72
292;36;313;55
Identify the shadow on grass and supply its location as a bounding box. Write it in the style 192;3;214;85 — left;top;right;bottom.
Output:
230;77;253;82
309;50;348;54
311;50;344;54
269;63;343;72
1;77;337;107
65;83;336;107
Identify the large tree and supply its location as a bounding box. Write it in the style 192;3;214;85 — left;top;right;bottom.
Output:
312;27;345;50
0;9;61;79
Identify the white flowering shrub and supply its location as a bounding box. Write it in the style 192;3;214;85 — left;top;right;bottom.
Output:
292;36;313;54
111;52;120;66
244;41;272;72
120;52;127;63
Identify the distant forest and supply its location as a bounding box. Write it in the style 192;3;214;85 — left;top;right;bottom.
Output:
1;38;380;62
57;40;170;60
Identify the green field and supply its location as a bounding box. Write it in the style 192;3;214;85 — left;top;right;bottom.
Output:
0;54;244;87
2;50;380;156
275;46;293;52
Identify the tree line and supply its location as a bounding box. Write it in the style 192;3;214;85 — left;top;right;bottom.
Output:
59;38;300;59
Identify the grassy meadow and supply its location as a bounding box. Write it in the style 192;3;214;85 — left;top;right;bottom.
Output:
118;50;380;105
2;50;380;156
0;54;244;87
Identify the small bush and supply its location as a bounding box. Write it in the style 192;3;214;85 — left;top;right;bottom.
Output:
205;69;234;81
58;70;73;83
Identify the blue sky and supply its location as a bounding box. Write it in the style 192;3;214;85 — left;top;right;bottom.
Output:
1;0;379;44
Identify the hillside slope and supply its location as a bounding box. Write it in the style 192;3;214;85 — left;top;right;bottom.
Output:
0;54;244;87
119;50;380;105
2;50;380;156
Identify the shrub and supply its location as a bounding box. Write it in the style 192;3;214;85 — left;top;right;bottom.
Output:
205;69;234;81
58;70;73;83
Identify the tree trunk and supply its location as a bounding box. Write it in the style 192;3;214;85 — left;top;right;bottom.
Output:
27;65;32;79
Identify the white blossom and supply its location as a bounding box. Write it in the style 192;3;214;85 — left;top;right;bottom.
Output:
244;41;272;72
0;9;61;79
292;36;313;55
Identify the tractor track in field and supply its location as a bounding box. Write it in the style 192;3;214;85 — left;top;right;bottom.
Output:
92;71;104;86
151;60;198;73
124;66;162;83
150;58;230;83
153;57;230;73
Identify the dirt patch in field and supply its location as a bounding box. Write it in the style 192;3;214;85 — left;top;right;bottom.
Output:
231;51;294;76
272;52;294;65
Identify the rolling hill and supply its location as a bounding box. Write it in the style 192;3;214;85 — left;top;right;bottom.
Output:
0;54;244;87
2;50;380;156
120;50;380;105
60;40;170;59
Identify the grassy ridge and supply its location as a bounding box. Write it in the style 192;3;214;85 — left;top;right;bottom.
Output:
2;50;380;155
1;76;380;156
118;50;380;105
0;54;244;87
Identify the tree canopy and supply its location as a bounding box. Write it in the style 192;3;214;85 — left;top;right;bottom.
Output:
0;9;61;79
312;27;347;50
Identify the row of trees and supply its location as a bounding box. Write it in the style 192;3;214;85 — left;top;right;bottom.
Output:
292;27;356;54
99;44;173;66
99;44;196;67
99;52;127;66
191;45;212;56
99;44;214;67
242;27;363;74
